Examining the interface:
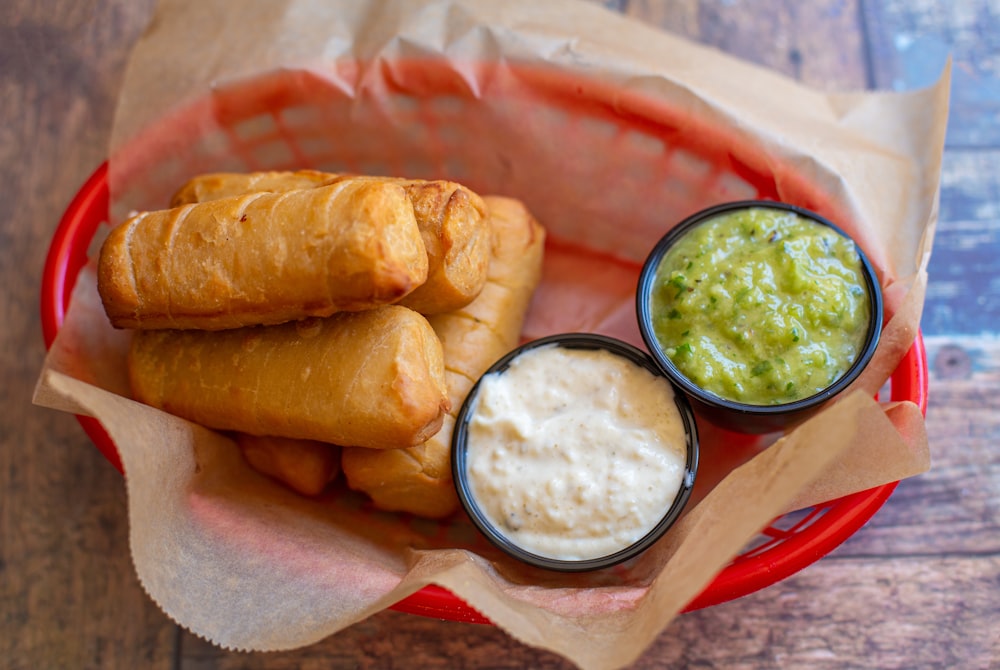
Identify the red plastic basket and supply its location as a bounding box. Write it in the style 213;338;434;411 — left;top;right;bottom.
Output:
41;60;928;624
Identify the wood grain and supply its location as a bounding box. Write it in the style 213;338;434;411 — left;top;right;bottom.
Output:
657;556;1000;670
0;1;173;669
615;0;869;89
4;0;999;669
921;152;1000;336
862;0;1000;148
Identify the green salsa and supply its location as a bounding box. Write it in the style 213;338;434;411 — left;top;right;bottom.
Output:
650;207;871;405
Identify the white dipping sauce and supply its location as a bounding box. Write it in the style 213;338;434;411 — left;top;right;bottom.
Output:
465;344;689;561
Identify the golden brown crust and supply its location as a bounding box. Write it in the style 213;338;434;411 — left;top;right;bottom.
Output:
394;181;490;314
128;306;449;449
99;179;427;330
169;170;491;315
237;434;341;497
428;312;511;381
340;415;458;519
341;195;546;518
170;170;331;207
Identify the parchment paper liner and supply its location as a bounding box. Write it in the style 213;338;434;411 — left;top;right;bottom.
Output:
34;1;947;668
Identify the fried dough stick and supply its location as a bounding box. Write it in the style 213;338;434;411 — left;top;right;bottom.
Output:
340;196;546;518
128;306;450;450
171;170;491;315
99;179;427;330
237;434;341;497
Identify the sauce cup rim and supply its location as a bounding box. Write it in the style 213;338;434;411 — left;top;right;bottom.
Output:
635;200;884;424
451;333;700;573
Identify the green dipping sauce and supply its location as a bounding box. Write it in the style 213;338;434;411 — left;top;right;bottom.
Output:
650;207;871;405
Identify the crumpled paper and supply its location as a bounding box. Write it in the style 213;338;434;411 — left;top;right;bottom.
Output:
34;1;948;668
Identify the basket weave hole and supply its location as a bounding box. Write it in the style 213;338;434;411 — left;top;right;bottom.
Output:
230;113;279;142
877;377;891;403
769;506;824;534
577;116;620;141
623;129;665;157
295;136;337;165
537;105;572;132
668;149;712;183
189;131;233;163
398;123;432;146
658;176;701;211
398;159;438;181
248;139;297;171
712;172;758;201
390;94;421;114
428;95;465;116
434;123;464;147
280;105;328;131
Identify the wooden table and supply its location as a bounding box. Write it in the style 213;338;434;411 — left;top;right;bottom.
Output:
4;1;998;668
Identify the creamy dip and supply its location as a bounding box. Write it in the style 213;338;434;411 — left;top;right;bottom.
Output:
650;207;871;405
464;344;689;561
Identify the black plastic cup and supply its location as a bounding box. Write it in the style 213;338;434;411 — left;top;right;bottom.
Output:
451;333;699;572
636;200;883;434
